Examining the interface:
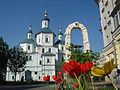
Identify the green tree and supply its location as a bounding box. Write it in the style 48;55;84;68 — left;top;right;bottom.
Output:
0;37;9;82
7;46;28;82
67;43;100;64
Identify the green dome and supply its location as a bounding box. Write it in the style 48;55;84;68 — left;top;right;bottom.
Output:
21;39;35;44
58;32;63;35
35;27;56;37
28;30;33;33
42;17;50;21
55;40;65;45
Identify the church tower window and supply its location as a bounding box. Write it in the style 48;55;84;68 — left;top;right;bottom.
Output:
62;47;64;51
39;61;42;65
29;56;32;60
47;58;50;63
42;48;44;53
45;35;49;43
48;48;51;52
28;45;30;50
39;76;40;79
12;76;14;80
39;38;40;42
45;37;48;42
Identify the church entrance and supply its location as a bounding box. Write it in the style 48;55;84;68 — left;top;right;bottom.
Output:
25;70;32;82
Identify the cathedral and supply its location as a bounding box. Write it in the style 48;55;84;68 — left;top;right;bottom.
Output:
6;10;65;81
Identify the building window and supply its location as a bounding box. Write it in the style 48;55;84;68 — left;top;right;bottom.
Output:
39;38;40;42
42;48;44;53
39;76;40;79
62;47;64;51
28;45;30;50
12;76;14;80
39;61;42;65
35;72;37;74
104;25;107;30
105;1;108;7
45;35;49;43
45;22;47;26
48;48;51;52
108;20;111;26
29;56;32;60
114;14;119;29
47;58;50;63
101;8;105;13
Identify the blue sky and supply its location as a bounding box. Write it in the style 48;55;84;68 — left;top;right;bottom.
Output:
0;0;103;53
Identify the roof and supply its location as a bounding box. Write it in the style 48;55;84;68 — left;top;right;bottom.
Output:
35;27;56;37
54;40;65;45
21;39;35;44
28;30;33;33
42;17;50;21
58;32;63;35
41;52;55;57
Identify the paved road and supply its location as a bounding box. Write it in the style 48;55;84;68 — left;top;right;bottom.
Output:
0;83;55;90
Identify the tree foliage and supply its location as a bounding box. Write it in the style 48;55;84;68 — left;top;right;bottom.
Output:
7;46;28;81
0;37;9;82
67;43;100;65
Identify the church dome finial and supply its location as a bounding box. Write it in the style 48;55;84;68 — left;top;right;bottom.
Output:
44;9;48;17
58;25;63;36
29;24;32;30
28;24;33;34
59;26;62;32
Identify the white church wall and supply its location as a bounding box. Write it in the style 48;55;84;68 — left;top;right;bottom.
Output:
20;43;35;53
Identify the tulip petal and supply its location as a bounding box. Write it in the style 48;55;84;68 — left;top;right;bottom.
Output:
103;59;115;75
91;66;105;77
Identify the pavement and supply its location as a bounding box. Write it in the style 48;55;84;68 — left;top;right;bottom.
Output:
0;82;120;90
0;83;55;90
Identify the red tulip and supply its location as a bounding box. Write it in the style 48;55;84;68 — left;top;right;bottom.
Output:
73;83;79;88
58;72;63;75
43;76;50;81
59;81;64;85
52;75;57;80
63;60;93;78
86;61;93;70
63;60;81;78
80;62;93;74
55;76;61;82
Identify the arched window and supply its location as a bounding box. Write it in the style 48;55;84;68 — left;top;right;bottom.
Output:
45;22;47;26
47;58;50;63
28;45;30;50
45;35;49;43
42;48;44;53
29;56;32;60
39;38;40;42
48;48;51;52
39;61;42;65
62;47;64;51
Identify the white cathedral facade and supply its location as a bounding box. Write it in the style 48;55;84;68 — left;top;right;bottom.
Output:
6;11;65;81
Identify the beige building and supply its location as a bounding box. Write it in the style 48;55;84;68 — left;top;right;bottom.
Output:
95;0;120;70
